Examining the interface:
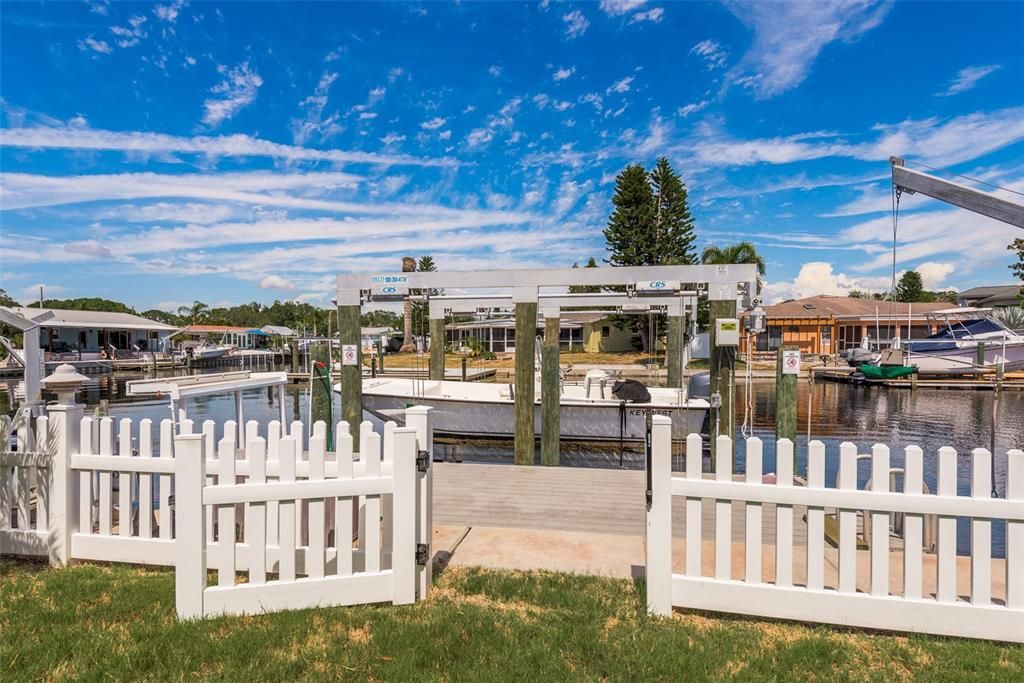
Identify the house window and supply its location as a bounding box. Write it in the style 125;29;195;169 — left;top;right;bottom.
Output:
821;326;831;350
602;326;610;336
756;326;783;352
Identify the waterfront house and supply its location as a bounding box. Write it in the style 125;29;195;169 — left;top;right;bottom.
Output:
180;324;267;350
740;296;951;356
0;306;178;360
444;312;633;353
957;284;1023;309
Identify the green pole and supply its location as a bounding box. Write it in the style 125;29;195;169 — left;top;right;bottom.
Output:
429;317;445;380
514;301;538;466
665;314;684;388
708;297;738;469
541;314;560;466
337;304;363;449
310;343;334;449
289;338;299;374
775;345;798;443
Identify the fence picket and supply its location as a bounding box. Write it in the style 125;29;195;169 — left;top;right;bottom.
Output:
837;442;857;594
138;419;153;539
16;421;30;532
902;446;924;600
714;435;731;581
217;433;237;587
278;436;297;581
364;430;382;574
870;444;890;597
392;427;418;605
308;425;326;579
266;421;281;548
174;435;206;620
336;423;354;577
202;420;216;542
291;420;305;545
1008;449;1024;610
98;418;113;536
970;448;992;606
684;433;702;577
805;441;825;591
246;435;267;585
775;438;794;588
744;437;762;584
79;417;93;534
35;416;50;533
118;419;132;537
381;421;395;555
158;419;173;539
935;446;957;603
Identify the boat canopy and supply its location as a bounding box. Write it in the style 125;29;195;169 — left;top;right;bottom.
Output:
904;318;1003;353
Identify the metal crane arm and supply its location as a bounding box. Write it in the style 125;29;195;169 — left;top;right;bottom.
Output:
890;157;1024;228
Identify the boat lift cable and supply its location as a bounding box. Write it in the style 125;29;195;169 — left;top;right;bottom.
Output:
902;158;1024;198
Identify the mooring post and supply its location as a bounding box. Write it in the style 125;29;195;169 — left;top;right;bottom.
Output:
513;290;538;465
976;341;986;370
310;342;332;445
708;286;737;467
289;338;299;374
375;339;384;373
775;344;798;443
336;303;363;449
541;309;560;466
429;316;445;380
665;314;684;388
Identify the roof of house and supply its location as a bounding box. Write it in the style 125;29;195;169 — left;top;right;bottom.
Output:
958;284;1022;306
0;306;178;332
755;296;952;320
361;326;394;336
183;324;253;334
260;325;295;336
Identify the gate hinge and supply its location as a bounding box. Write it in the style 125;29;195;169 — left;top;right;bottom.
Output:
416;449;430;473
416;543;430;566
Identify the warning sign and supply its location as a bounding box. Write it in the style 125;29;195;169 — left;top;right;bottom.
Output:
341;344;358;366
782;349;801;375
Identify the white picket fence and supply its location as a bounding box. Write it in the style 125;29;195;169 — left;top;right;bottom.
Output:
645;415;1024;643
1;402;434;619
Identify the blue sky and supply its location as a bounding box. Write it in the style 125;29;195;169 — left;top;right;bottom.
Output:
1;0;1022;311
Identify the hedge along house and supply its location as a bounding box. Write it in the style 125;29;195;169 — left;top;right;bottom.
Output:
444;312;635;354
739;296;953;356
0;306;179;359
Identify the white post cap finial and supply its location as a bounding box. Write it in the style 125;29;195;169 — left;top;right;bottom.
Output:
40;363;90;405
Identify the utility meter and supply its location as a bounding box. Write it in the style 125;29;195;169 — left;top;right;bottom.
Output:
715;318;740;346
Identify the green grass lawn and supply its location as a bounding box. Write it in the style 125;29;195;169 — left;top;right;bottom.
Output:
2;560;1020;681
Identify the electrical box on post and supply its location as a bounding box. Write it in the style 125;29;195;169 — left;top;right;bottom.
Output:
715;318;740;346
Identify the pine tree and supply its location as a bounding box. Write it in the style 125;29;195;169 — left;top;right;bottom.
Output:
412;255;439;335
568;257;601;294
1010;238;1024;282
894;271;924;303
603;164;657;267
650;157;697;265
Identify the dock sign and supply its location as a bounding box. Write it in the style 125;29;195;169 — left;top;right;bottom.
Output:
341;344;358;366
369;273;410;297
782;349;801;375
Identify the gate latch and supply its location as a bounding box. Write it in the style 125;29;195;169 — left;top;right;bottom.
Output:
416;543;430;566
416;449;430;473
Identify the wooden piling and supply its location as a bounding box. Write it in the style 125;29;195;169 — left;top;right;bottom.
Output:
429;317;445;380
708;298;737;465
541;314;560;466
336;304;362;448
289;338;299;374
775;345;798;443
310;343;332;443
514;301;538;465
976;341;986;370
665;315;684;388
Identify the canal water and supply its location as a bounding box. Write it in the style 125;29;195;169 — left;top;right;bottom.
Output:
2;369;1020;556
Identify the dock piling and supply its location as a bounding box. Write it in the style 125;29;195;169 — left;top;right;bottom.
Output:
514;299;538;465
541;312;560;466
337;304;363;449
429;317;445;380
665;314;683;388
775;345;798;443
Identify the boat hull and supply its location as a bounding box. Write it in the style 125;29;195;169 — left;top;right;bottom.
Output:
357;380;708;442
906;342;1024;374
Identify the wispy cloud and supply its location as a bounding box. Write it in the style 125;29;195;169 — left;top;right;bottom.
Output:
0;125;459;167
562;10;590;39
629;7;664;24
553;66;575;81
153;0;185;23
202;62;263;127
599;0;648;17
606;76;635;94
420;116;447;130
677;100;709;118
291;71;340;145
723;0;891;98
937;64;1001;97
77;36;113;55
109;14;148;48
690;39;728;70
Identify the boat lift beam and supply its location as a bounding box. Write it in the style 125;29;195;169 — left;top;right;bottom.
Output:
891;157;1024;229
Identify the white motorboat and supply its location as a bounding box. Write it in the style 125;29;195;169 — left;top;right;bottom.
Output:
350;372;710;442
189;342;232;360
898;307;1024;374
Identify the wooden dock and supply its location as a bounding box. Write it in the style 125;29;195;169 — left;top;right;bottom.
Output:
812;366;1023;390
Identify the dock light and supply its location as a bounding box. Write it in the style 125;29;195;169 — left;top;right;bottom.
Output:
40;363;90;404
748;306;767;335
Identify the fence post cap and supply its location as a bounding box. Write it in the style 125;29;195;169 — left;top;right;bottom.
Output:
40;364;90;405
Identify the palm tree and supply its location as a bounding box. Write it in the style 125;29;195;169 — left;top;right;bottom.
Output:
701;241;766;291
177;301;210;326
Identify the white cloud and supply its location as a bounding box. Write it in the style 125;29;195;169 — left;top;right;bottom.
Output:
1;124;457;167
488;65;502;77
629;7;664;24
915;262;955;290
379;132;406;148
109;14;148;48
724;1;891;98
600;0;647;16
690;39;728;70
532;94;550;109
260;275;295;291
677;100;709;118
580;93;603;112
202;62;263;127
387;67;405;83
553;66;575;81
562;10;590;38
607;76;634;94
77;37;113;54
552;100;573;112
438;130;452;140
937;64;1002;97
359;112;378;120
291;71;340;145
761;262;891;303
22;283;67;297
87;1;109;15
153;0;185;23
465;97;522;149
420;116;447;130
184;55;197;66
